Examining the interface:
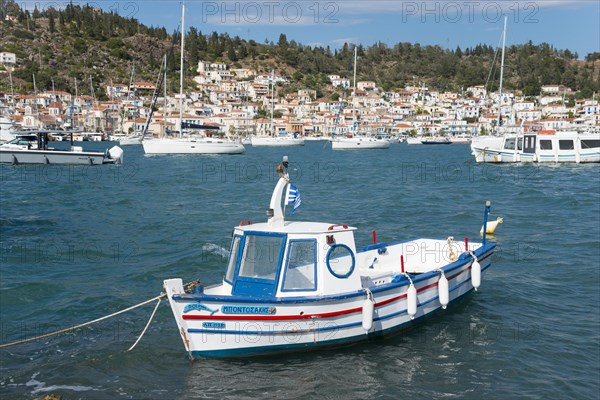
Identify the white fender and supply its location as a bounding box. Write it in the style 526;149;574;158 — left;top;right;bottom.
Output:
471;259;481;290
362;298;374;332
438;272;449;309
407;283;417;319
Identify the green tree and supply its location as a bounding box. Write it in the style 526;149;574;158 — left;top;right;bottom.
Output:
48;12;55;33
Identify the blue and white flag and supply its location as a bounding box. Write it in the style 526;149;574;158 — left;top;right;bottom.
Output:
286;184;301;216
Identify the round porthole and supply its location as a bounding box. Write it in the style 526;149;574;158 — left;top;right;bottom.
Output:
326;244;355;279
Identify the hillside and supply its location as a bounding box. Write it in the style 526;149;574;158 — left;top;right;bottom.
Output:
1;1;599;101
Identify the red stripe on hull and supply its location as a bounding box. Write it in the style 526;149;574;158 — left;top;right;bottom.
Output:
182;261;480;322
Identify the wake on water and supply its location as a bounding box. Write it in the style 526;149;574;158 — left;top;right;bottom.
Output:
201;243;230;259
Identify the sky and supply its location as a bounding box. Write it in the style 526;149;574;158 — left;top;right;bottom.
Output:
25;1;600;58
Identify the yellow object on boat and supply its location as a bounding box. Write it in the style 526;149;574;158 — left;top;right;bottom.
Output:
481;217;503;235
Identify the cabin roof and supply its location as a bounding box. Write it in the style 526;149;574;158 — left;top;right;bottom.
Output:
235;221;356;235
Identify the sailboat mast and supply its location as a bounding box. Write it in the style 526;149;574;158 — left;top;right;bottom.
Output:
352;46;357;132
497;16;507;129
164;54;168;135
179;0;185;137
270;69;274;136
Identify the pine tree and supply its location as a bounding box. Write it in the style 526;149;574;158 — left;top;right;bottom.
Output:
49;12;55;33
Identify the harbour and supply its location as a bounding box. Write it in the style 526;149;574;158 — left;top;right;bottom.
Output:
1;142;598;398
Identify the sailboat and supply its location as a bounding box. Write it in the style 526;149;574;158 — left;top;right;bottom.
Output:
250;70;304;146
331;47;390;150
142;1;245;155
470;18;599;163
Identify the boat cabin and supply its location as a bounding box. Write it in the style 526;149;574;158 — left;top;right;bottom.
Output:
4;134;41;149
218;221;360;299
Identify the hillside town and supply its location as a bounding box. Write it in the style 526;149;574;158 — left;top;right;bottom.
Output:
1;52;599;140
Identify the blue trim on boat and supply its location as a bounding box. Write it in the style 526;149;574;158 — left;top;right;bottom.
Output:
231;231;287;298
173;244;495;304
325;244;356;279
280;239;318;292
185;263;492;338
186;278;487;358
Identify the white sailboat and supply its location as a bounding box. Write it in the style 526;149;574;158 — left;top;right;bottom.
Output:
332;47;389;150
142;1;245;155
250;70;304;147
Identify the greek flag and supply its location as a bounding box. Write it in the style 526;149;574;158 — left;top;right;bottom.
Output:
286;184;301;216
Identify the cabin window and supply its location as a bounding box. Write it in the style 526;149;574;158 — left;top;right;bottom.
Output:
559;140;574;150
282;240;317;291
503;138;516;150
225;235;241;284
238;233;285;280
539;140;553;150
517;138;523;150
326;244;355;279
582;140;600;149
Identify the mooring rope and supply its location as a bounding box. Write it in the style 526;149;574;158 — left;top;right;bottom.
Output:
127;297;162;352
0;280;203;350
0;293;165;349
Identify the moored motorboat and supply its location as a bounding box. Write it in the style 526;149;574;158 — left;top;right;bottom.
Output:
421;136;452;145
164;157;496;358
470;130;600;163
0;131;123;165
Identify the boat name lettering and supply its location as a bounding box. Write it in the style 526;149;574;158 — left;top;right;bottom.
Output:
183;303;218;314
202;322;225;329
221;306;276;315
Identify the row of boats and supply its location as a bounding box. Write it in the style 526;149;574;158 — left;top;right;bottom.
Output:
2;124;597;165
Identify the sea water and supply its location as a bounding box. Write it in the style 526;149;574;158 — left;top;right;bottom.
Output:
1;141;598;399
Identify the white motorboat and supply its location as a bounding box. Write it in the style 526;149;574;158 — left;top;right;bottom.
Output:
471;130;600;163
0;132;123;165
164;156;496;358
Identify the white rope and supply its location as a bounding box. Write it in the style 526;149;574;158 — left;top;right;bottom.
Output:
127;297;162;352
0;293;166;349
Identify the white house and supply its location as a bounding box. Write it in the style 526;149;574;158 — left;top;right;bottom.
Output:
0;52;16;65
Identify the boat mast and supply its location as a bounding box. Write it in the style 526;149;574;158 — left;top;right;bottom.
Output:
352;46;357;134
179;0;185;137
497;16;507;130
164;54;168;136
270;69;274;136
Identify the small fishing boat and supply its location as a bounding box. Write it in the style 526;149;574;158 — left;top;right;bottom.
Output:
164;157;496;358
0;131;123;165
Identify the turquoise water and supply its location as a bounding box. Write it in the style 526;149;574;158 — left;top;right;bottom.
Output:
1;142;598;399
